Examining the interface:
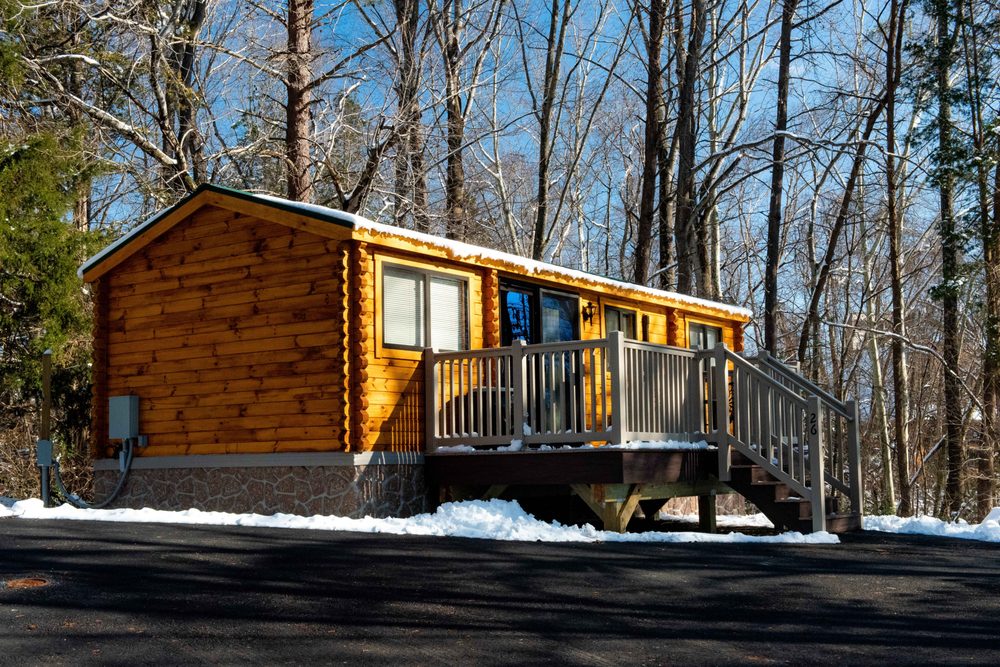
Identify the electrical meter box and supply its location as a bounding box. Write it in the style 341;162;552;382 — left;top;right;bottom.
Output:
109;395;140;440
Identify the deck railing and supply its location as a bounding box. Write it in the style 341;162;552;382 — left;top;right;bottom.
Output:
425;334;862;532
424;332;702;450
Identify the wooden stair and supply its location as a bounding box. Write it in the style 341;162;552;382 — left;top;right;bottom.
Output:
724;452;861;534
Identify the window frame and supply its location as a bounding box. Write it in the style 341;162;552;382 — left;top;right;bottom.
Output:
687;322;724;350
604;305;638;340
381;261;470;352
499;278;580;345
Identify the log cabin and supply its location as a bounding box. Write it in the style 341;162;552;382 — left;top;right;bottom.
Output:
81;184;862;533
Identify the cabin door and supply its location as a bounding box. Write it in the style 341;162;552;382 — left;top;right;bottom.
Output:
500;283;579;345
500;282;581;436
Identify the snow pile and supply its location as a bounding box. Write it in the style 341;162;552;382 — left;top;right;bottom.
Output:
1;498;837;544
864;510;1000;543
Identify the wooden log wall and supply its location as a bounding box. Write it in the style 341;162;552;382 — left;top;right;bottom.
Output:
349;242;373;452
365;252;486;451
90;278;110;457
99;206;349;457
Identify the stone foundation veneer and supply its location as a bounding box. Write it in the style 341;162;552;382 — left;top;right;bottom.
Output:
93;452;428;518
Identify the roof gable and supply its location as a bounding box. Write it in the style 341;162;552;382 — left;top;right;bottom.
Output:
78;184;354;282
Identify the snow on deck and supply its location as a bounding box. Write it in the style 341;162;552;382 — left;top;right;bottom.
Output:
435;439;715;454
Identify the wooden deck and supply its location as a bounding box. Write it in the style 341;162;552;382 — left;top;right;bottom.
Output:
424;335;865;534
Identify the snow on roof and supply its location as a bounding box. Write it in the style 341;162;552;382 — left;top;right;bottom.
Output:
80;185;752;320
255;192;753;320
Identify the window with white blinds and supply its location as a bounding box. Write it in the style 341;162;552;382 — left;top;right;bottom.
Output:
383;266;425;347
382;264;468;350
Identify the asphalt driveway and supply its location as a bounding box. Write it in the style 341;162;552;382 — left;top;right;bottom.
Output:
1;519;998;665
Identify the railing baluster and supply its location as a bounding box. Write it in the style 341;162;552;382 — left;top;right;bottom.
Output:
578;349;584;432
477;357;485;437
607;331;625;444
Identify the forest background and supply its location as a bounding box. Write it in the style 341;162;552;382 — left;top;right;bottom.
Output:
1;0;998;520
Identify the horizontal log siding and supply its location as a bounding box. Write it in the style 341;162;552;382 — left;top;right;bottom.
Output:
103;207;348;457
365;251;486;451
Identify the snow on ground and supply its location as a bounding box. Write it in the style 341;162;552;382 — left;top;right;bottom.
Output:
7;493;999;545
864;510;1000;543
0;498;837;544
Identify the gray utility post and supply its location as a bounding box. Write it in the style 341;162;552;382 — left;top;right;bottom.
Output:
36;349;54;507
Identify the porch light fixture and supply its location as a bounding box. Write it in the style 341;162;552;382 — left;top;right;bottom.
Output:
582;301;597;323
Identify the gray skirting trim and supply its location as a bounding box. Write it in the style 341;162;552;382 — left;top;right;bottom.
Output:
93;451;425;471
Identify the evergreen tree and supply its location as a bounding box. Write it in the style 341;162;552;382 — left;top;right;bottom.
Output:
0;2;101;495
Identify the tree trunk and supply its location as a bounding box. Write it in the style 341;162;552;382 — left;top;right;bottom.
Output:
671;0;706;296
286;0;314;202
763;0;797;353
442;0;466;240
656;142;676;291
983;159;1000;517
171;0;208;186
633;0;665;284
393;0;429;231
532;0;571;260
961;0;997;519
886;0;912;515
935;2;963;515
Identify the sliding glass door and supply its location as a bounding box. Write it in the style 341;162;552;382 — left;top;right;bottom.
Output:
500;283;579;345
499;281;581;435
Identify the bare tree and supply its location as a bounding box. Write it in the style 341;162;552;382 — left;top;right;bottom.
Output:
763;0;798;352
884;0;913;515
671;0;707;296
633;0;664;284
429;0;505;240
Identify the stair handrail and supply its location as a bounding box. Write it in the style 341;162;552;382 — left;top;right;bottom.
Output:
710;345;809;492
754;351;862;517
755;350;852;419
714;344;863;532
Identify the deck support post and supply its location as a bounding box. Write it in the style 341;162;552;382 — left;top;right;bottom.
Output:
424;347;437;452
698;492;717;533
807;395;827;533
713;343;731;482
571;483;642;533
607;331;627;444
